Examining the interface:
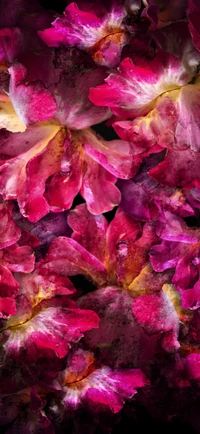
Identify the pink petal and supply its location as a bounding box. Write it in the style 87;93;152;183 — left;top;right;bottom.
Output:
1;243;35;273
45;134;83;214
185;353;200;380
0;297;17;319
81;128;145;179
149;148;200;189
106;208;157;285
79;286;160;369
0;123;61;222
68;203;108;262
0;201;21;249
8;63;57;125
0;265;19;298
89;52;190;118
132;290;180;352
2;298;99;361
81;153;121;214
38;2;129;67
42;237;108;286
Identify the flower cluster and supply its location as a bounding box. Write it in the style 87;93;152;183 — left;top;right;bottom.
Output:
1;0;200;432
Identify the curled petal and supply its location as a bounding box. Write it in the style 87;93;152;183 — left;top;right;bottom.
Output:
0;123;61;221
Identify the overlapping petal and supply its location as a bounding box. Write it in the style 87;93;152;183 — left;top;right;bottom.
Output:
80;128;151;179
68;203;108;262
105;207;158;286
0;123;62;221
0;200;21;249
41;237;108;286
81;153;121;214
38;1;131;67
89;51;191;118
132;290;180;351
50;347;147;413
79;286;165;369
143;0;188;26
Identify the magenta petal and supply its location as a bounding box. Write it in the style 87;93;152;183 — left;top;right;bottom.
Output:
2;299;99;361
117;179;151;221
84;367;147;413
0;123;61;221
79;286;159;370
0;297;17;319
45;135;83;213
23;129;65;222
180;282;200;310
0;201;21;249
2;244;35;273
185;353;200;380
8;63;57;125
80;128;141;179
106;208;157;285
42;237;108;286
150;240;190;272
68;203;108;262
149;148;200;189
132;290;180;352
81;153;121;214
38;2;129;68
89;52;190;118
0;265;19;297
172;243;200;291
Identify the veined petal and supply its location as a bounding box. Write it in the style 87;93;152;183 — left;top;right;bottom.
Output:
89;52;191;118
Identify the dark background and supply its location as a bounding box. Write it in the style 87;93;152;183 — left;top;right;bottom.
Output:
37;1;199;432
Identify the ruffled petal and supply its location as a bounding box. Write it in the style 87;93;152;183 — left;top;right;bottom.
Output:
1;298;99;361
38;1;130;67
54;348;147;413
89;52;191;118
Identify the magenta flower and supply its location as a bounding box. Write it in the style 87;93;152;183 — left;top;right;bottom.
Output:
1;0;200;431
